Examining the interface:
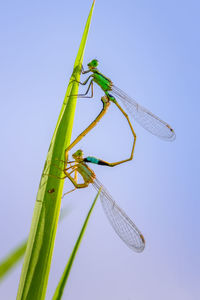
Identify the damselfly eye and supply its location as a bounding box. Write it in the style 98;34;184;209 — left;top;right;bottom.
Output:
92;59;98;67
88;59;98;68
73;149;83;158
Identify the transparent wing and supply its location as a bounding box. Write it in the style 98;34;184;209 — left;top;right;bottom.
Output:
111;85;176;141
93;178;145;252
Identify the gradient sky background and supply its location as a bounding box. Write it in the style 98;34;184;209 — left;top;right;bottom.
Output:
0;0;200;299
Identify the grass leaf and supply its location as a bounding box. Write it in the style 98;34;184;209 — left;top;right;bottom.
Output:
0;206;70;281
0;241;26;281
52;189;101;300
16;2;95;299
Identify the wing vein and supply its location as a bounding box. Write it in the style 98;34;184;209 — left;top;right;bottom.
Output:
112;85;176;141
93;178;145;252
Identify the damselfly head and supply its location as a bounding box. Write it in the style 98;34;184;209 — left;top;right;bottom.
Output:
88;59;98;69
72;149;84;161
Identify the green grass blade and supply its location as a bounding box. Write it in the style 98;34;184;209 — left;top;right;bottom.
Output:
0;241;26;281
0;206;70;281
52;189;101;300
16;2;95;300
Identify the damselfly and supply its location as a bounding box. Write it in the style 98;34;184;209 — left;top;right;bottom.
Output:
66;60;175;164
54;149;145;253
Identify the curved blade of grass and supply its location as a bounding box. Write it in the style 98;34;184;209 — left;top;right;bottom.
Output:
0;241;26;282
0;206;70;281
52;189;101;300
17;2;95;300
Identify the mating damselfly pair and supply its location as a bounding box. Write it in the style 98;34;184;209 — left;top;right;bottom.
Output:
50;60;175;252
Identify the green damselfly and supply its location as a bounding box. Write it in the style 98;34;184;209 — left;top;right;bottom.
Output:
65;60;175;164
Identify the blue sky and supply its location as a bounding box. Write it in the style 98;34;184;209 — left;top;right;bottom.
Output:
0;0;200;299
